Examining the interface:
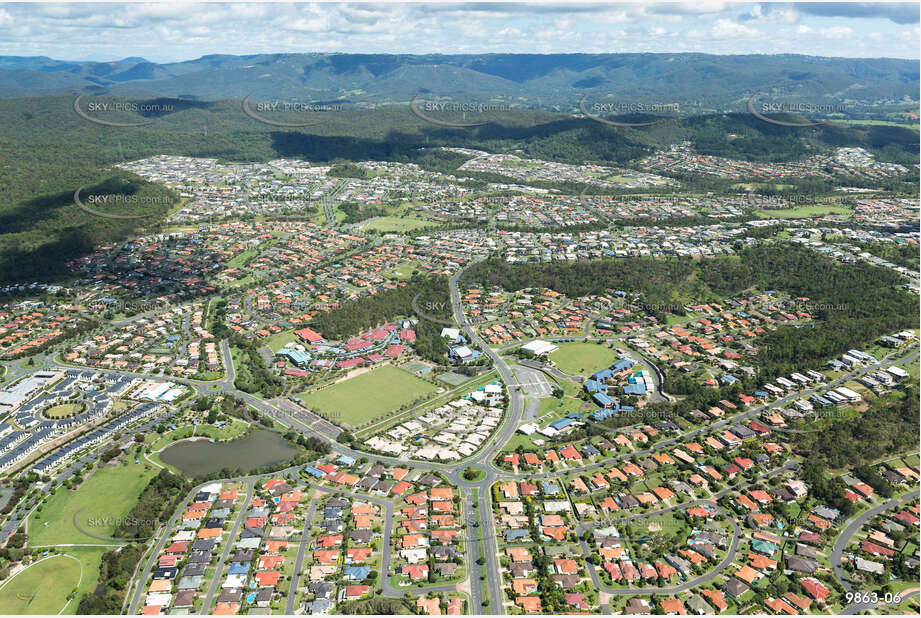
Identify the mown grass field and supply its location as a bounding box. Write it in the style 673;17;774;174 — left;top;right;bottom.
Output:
361;216;432;233
264;328;300;352
28;462;157;547
297;365;438;426
43;403;82;419
756;204;853;219
548;342;619;376
0;553;83;614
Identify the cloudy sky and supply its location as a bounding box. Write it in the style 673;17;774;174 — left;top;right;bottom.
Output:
0;2;917;61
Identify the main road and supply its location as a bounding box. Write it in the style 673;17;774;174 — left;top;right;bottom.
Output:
447;257;514;613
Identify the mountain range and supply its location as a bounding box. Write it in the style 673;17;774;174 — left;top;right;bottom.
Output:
0;53;917;113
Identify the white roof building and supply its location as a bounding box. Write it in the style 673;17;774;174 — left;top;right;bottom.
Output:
522;339;559;356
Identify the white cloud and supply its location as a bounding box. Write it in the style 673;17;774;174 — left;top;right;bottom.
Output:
711;19;757;39
0;2;914;60
817;26;854;39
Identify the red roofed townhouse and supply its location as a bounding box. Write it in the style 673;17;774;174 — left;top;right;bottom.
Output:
294;327;324;343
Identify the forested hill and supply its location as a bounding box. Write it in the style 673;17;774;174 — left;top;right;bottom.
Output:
1;53;917;110
462;243;917;381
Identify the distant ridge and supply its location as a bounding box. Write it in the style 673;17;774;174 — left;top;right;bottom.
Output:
0;52;916;109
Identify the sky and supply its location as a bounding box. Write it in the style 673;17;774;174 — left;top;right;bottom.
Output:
0;2;918;61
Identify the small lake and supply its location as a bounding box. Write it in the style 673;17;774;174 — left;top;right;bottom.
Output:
160;430;302;477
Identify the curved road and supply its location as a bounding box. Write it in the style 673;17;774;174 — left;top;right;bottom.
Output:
831;488;921;592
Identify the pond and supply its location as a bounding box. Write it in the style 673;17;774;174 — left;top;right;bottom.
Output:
159;429;302;477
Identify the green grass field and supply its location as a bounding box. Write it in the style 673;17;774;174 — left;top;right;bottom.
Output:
362;217;432;233
226;249;257;268
756;204;853;219
0;554;83;614
297;365;438;426
28;462;157;546
43;403;82;419
264;329;300;352
548;342;619;376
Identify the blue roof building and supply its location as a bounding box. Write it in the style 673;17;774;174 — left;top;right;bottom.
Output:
623;383;646;396
277;347;312;367
540;481;561;495
304;466;326;478
589;408;616;421
228;562;250;575
593;392;615;407
345;566;370;581
504;529;529;541
549;418;573;431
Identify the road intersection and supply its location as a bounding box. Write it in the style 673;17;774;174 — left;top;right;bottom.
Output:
4;257;919;616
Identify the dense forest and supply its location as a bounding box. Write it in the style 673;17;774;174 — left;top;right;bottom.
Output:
793;386;920;471
698;244;917;380
77;544;145;613
461;256;708;323
0;171;176;284
231;337;284;397
113;469;192;540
